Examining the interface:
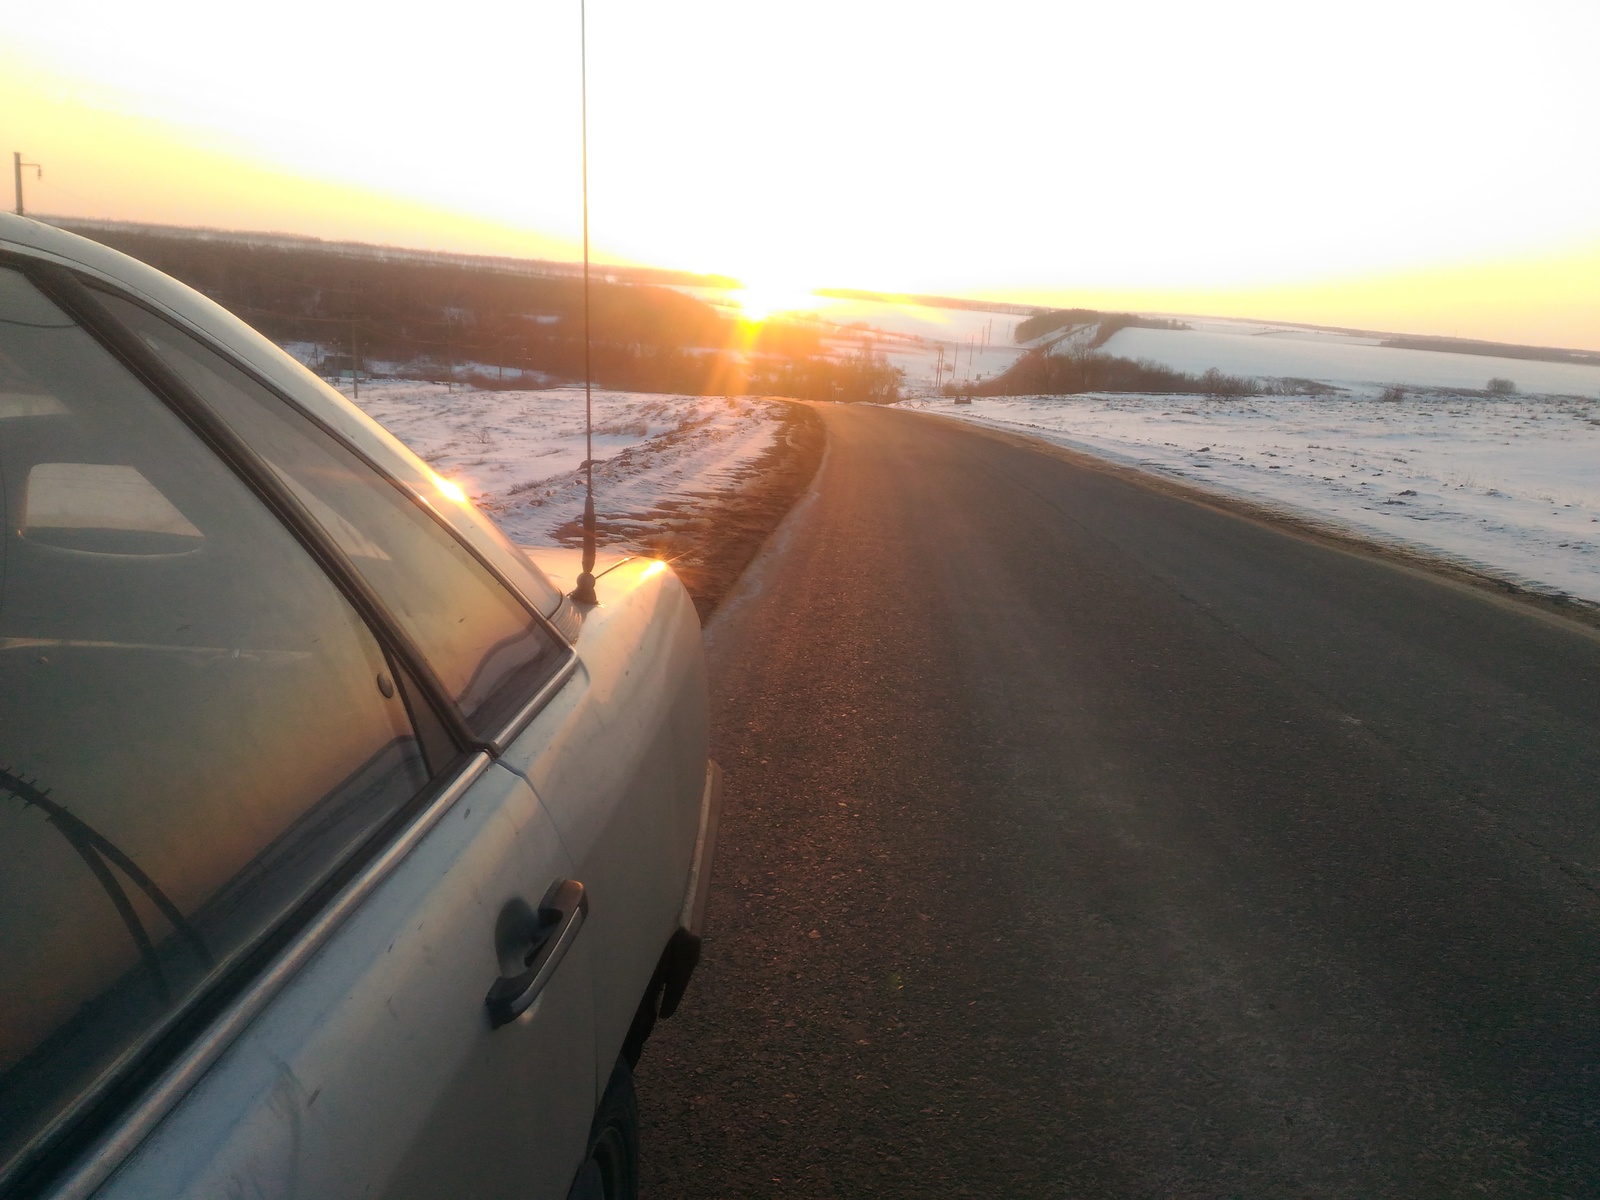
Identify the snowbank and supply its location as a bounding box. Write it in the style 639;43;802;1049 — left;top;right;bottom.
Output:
341;381;783;548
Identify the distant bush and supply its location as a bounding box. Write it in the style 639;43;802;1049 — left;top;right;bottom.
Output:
1263;377;1340;397
1380;385;1407;402
974;349;1258;397
461;370;545;391
749;348;904;404
1486;377;1518;395
1200;367;1257;398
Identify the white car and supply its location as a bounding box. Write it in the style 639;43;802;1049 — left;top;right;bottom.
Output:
0;214;720;1200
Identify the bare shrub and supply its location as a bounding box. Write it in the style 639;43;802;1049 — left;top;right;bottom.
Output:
1200;367;1257;398
1265;377;1339;397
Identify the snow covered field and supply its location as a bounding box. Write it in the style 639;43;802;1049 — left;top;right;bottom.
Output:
901;392;1600;605
1103;320;1600;397
338;381;783;548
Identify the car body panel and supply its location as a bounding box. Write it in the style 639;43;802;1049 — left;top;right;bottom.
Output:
501;557;709;1095
89;762;595;1200
521;547;636;596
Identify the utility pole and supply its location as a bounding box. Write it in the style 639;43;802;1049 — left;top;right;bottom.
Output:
350;319;359;400
446;318;454;392
13;153;42;216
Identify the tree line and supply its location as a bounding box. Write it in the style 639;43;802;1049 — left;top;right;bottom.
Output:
972;344;1259;397
65;226;902;402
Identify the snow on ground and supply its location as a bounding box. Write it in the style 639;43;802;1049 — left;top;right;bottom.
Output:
901;392;1600;605
803;295;1025;389
1104;323;1600;396
338;380;783;548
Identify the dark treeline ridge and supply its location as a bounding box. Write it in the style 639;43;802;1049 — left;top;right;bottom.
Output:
1014;308;1190;344
63;226;903;401
49;216;741;290
1378;335;1600;368
973;347;1259;397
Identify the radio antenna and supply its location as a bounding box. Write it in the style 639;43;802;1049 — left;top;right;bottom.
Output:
571;0;600;605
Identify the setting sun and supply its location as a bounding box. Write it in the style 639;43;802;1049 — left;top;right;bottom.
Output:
733;281;820;324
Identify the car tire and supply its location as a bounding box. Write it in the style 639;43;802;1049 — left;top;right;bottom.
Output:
566;1059;640;1200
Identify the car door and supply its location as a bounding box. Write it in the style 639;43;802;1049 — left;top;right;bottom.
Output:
496;564;709;1085
92;758;596;1200
0;262;596;1200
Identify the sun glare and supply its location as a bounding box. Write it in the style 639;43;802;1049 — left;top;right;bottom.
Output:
735;281;819;324
429;471;468;505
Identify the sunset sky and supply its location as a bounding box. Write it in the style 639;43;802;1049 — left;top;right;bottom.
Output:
4;0;1597;348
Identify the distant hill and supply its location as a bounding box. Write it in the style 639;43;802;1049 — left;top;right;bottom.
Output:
49;219;735;390
1014;309;1190;346
813;287;1044;317
1377;334;1600;368
47;217;738;290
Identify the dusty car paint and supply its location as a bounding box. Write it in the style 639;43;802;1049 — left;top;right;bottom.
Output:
509;554;710;1096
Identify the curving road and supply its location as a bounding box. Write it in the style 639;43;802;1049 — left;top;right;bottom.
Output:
636;403;1600;1197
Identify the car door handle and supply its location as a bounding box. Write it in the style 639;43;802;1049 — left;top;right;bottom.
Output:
485;879;587;1029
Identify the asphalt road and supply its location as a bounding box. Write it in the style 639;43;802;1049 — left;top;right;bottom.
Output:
636;403;1600;1198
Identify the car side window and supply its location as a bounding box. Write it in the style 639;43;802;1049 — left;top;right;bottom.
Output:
0;267;431;1181
98;292;570;742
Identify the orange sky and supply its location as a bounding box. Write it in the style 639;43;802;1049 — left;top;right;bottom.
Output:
5;0;1598;349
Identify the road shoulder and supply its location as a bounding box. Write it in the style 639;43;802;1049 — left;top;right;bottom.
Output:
903;405;1600;638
